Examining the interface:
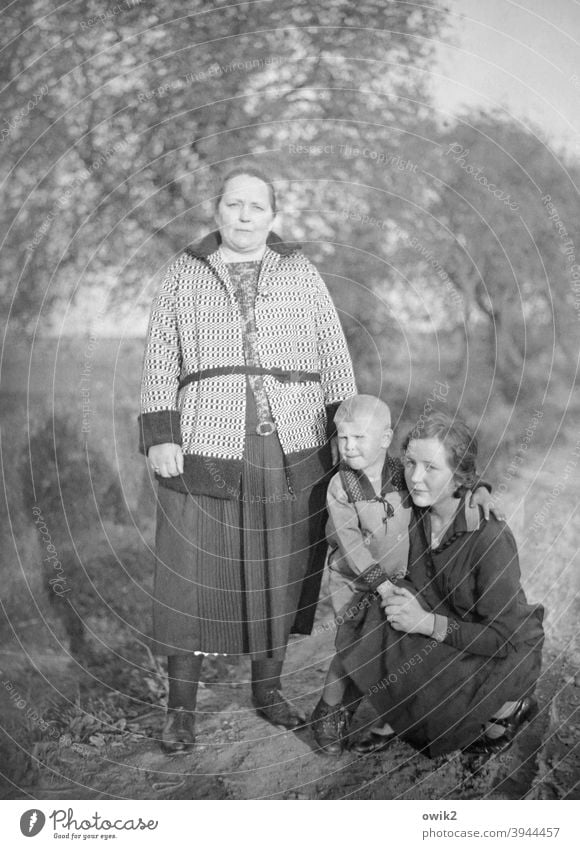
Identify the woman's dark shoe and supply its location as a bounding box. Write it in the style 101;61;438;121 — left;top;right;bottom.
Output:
310;698;351;756
161;706;195;755
462;733;513;757
463;696;538;756
494;696;538;736
253;688;307;730
350;727;397;755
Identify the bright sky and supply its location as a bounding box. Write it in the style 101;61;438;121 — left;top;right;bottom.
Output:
431;0;580;155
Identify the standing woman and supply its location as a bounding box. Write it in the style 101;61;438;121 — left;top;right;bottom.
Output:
139;167;356;753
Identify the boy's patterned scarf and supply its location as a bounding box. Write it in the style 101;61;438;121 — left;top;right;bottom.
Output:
338;454;407;512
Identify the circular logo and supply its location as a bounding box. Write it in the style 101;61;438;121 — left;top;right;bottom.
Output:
20;810;45;837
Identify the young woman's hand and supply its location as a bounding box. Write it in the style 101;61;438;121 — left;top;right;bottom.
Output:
469;487;505;521
148;443;184;477
381;586;435;636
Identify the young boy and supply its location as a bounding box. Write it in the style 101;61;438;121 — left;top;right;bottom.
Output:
311;394;495;756
326;394;410;618
311;395;408;755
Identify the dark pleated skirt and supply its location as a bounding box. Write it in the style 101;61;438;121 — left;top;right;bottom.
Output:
151;412;327;659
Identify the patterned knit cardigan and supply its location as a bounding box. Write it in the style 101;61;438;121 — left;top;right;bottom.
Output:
139;231;356;498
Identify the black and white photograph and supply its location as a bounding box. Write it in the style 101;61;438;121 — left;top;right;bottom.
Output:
0;0;578;833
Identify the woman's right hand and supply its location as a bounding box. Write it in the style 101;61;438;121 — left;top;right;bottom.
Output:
382;586;435;636
148;443;184;477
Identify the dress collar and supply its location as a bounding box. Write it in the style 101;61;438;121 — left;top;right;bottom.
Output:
419;496;481;552
185;230;301;259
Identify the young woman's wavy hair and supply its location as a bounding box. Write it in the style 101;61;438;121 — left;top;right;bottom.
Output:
214;166;277;214
402;411;478;496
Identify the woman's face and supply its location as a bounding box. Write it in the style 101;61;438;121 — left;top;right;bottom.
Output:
215;174;275;254
403;437;457;510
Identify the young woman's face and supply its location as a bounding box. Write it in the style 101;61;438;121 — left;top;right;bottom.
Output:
403;437;457;510
215;174;275;254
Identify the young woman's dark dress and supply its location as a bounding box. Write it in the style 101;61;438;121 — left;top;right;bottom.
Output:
335;498;544;757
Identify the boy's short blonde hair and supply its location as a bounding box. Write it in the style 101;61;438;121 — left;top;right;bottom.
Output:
335;394;392;428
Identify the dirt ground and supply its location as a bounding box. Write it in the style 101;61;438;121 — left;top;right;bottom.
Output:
1;443;579;801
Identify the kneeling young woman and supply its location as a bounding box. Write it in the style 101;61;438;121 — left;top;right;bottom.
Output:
318;412;544;757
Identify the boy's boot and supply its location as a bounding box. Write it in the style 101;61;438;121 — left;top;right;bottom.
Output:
310;698;351;756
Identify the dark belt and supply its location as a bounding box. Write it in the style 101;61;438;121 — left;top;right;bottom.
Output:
178;366;321;391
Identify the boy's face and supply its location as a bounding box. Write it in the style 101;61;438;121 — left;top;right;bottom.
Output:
336;415;393;477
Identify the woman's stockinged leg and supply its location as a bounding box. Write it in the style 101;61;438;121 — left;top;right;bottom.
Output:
167;654;203;709
161;654;203;755
251;656;283;700
251;650;307;730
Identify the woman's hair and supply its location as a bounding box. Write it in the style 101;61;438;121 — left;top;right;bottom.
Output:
214;166;277;214
402;411;478;494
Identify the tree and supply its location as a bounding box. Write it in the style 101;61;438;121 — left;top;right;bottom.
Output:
0;0;447;329
391;114;580;401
